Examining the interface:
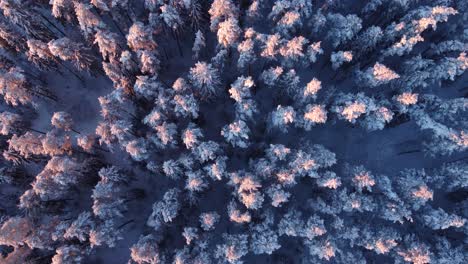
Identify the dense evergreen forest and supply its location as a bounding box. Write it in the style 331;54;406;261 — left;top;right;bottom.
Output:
0;0;466;263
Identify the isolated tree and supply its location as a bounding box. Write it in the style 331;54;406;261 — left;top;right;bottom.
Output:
350;166;376;192
0;1;466;262
208;0;238;32
51;111;74;131
431;161;468;191
138;50;160;75
357;62;400;88
269;105;296;132
260;66;283;87
185;170;208;195
326;13;362;47
237;38;256;70
51;245;85;264
304;238;337;261
0;111;22;135
127;22;158;51
279;36;309;67
0;0;54;41
0;67;38;106
7;132;45;158
331;51;353;70
192;30;205;60
383;6;458;57
89;220;123;248
229;76;254;103
42;129;73;156
182;227;199;246
63;211;95;242
200;212;220;231
355;26;383;53
230;173;264;210
31;156;82;200
221;120;250;148
278;210;304;237
217;18;241;48
130;235;163;264
143;107;166;129
215;234;249;264
395;92;418;113
183;0;204;29
74;2;104;40
147;188;181;230
162;159;183;180
422;207;465;230
331;93;376;123
228;200;251;224
287;151;316;179
275;10;302;36
103;62;132;92
182;123;203;149
396;169;433;210
91;0;127;12
76;134;98;152
301;104;328;130
317;171;342;189
109;119;134;144
120;50;138;72
306;41;324;64
0;216;33;247
94;30;121;61
173;94;199;118
211;48;229;70
0;19;26;52
26;39;58;70
360;104;394;131
250;212;281;255
265;144;291;162
261;33;282;60
172;77;190;93
204;156;227;181
188;61;221;97
281;69;301;96
50;0;75;22
160;4;183;31
126;138;150;161
396;239;431;264
246;0;260;20
154;122;178;148
266;184;291;207
303;214;327;240
235;98;258;120
296;78;321;103
92;166;127;220
48;38;95;71
302;144;337;170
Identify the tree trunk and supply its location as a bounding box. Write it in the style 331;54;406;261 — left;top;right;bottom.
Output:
118;219;135;229
397;149;421;155
39;13;66;37
174;31;183;56
93;145;110;152
71;128;81;134
107;13;126;38
27;127;46;134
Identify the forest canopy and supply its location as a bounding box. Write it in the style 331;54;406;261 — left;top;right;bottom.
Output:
0;0;467;263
